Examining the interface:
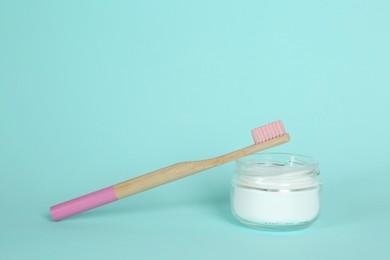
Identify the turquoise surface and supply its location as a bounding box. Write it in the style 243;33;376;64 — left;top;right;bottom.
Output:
1;0;389;259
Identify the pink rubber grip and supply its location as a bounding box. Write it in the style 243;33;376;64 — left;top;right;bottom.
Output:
50;186;118;221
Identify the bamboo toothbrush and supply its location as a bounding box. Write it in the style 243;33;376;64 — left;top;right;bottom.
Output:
50;120;290;221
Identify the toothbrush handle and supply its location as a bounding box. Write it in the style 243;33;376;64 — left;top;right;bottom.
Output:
50;186;118;221
114;134;290;199
50;162;208;221
50;134;290;221
113;161;213;199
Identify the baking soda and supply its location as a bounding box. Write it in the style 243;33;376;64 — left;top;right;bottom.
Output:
232;187;320;224
231;153;321;230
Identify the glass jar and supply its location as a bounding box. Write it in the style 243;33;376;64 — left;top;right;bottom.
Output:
231;153;321;231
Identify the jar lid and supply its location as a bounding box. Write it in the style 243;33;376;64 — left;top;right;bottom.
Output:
234;153;320;191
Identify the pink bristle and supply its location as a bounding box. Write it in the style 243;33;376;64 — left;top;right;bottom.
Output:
259;128;266;142
251;120;286;144
266;124;273;139
255;128;262;143
261;126;268;142
259;127;266;143
251;129;259;144
251;129;258;143
270;122;277;137
274;121;282;136
272;122;280;137
269;123;276;138
252;128;261;143
278;120;286;134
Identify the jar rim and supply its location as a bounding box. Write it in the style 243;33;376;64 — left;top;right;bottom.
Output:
234;153;320;190
236;152;318;168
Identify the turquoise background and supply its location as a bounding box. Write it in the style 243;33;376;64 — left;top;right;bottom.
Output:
1;0;389;259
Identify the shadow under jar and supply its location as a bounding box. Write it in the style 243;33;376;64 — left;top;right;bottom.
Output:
231;153;321;231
